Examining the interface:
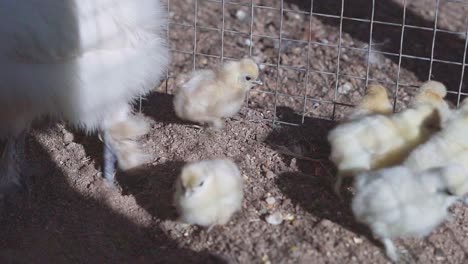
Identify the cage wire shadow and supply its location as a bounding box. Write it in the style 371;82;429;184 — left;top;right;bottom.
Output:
144;0;468;127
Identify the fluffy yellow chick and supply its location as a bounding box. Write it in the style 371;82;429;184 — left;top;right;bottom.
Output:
173;159;244;228
173;58;262;129
347;84;393;120
328;81;449;194
352;164;468;262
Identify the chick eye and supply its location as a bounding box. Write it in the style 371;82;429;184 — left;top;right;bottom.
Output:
198;181;205;187
245;76;252;81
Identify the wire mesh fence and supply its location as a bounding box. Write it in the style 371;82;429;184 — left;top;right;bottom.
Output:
156;0;468;126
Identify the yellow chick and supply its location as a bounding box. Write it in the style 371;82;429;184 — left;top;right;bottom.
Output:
347;84;393;120
328;81;449;194
352;164;468;262
173;58;262;129
173;159;244;228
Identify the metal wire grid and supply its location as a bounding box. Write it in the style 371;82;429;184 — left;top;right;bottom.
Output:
159;0;468;126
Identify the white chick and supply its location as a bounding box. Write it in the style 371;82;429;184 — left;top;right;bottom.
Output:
404;97;468;172
404;97;468;203
174;159;244;228
328;81;449;194
352;164;468;262
0;0;169;191
173;58;262;129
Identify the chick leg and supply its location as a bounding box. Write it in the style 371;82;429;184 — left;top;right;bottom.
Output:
0;132;28;198
333;174;344;197
209;118;224;130
382;238;398;262
206;224;216;233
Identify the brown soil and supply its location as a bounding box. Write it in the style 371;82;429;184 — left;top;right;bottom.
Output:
1;0;468;263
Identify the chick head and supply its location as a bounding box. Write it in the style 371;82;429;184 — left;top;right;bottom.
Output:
360;84;392;114
238;58;262;90
414;80;447;106
179;164;212;198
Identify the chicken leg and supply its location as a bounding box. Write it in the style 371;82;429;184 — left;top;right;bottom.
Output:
101;130;118;186
0;132;28;198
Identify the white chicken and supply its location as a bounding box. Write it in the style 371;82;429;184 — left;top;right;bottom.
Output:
173;58;262;129
328;81;449;194
352;164;468;262
173;159;244;228
0;0;169;192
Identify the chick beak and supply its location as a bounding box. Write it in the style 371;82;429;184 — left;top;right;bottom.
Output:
252;79;263;86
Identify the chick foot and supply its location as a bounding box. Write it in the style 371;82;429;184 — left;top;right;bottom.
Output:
382;238;414;264
382;238;399;263
210;119;225;130
333;174;343;198
396;247;414;264
186;124;203;130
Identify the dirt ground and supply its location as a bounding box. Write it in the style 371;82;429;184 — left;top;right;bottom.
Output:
1;0;468;263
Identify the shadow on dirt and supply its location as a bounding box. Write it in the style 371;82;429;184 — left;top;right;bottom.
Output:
0;136;225;263
286;0;468;102
265;107;379;246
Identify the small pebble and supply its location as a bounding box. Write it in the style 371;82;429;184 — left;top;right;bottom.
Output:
236;10;247;21
261;254;271;264
284;213;295;221
63;132;74;144
265;212;283;225
266;197;276;205
353;237;363;244
434;248;445;260
244;39;252;46
320;219;334;228
265;170;276;179
338;82;353;95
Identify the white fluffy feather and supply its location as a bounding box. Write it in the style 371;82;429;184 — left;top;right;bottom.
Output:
0;0;169;137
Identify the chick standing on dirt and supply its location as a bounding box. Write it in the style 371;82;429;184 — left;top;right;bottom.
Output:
352;164;468;262
173;159;244;228
328;81;449;194
173;58;262;129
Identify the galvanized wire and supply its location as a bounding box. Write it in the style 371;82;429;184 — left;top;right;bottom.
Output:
159;0;468;126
